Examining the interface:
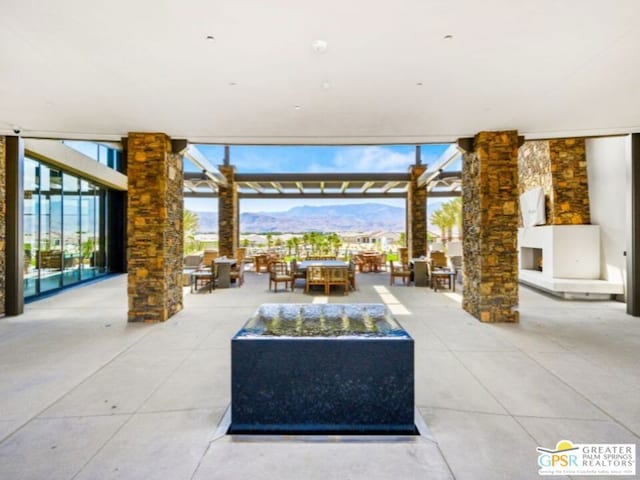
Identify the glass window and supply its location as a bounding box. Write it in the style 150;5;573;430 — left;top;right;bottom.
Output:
23;157;111;299
62;173;81;285
80;180;97;280
23;158;39;297
38;165;63;293
63;140;123;173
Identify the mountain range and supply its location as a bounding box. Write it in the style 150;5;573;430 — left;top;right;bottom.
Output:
193;202;444;233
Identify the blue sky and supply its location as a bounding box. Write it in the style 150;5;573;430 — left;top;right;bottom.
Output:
187;144;455;212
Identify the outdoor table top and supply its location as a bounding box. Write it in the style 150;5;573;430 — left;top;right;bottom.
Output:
298;260;348;271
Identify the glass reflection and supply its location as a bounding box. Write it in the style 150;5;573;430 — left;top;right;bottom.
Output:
23;156;111;299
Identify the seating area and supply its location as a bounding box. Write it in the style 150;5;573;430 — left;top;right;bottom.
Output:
188;250;462;294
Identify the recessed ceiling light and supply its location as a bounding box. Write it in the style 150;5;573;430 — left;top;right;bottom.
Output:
229;82;237;86
312;40;328;53
443;34;453;40
416;82;423;86
294;105;302;110
321;80;331;89
205;35;215;41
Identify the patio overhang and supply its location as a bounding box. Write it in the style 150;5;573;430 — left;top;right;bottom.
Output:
184;170;461;198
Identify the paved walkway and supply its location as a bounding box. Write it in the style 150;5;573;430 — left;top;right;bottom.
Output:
0;272;638;479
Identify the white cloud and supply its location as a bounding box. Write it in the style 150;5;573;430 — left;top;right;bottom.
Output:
309;146;414;173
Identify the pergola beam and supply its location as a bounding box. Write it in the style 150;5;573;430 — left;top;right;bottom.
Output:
417;144;461;187
382;181;400;193
236;172;409;182
361;181;375;193
184;191;460;199
183;145;228;187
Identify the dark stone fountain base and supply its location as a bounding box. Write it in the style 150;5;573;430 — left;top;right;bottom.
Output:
230;304;415;435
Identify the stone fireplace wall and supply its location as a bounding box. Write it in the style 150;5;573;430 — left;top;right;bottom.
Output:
518;138;590;225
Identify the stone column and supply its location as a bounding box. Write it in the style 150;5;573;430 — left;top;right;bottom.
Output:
218;165;238;258
407;164;427;259
127;133;183;323
518;138;590;224
462;131;520;323
0;136;5;316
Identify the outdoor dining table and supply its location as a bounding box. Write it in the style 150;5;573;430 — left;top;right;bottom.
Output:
359;253;381;272
297;260;349;272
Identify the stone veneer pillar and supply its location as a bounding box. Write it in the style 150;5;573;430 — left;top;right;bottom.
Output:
407;164;427;259
0;137;5;316
462;131;520;323
127;133;183;323
218;165;238;258
518;138;590;224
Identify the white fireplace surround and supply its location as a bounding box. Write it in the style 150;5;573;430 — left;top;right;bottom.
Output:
518;225;623;298
518;225;600;279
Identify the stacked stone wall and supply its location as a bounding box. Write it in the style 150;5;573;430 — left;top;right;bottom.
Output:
549;138;590;224
218;166;238;258
407;165;427;258
518;138;589;225
0;137;5;316
127;133;183;322
518;141;553;222
462;131;519;323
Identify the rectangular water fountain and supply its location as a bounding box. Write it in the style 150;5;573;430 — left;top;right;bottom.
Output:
230;303;415;435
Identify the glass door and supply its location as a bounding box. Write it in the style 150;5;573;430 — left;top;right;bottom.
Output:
62;173;81;285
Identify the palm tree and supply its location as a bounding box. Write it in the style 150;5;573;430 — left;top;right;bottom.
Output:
448;197;463;240
397;232;406;247
183;210;200;254
430;210;449;245
292;236;300;257
302;233;310;254
441;200;460;242
266;233;273;250
286;238;294;256
327;233;342;256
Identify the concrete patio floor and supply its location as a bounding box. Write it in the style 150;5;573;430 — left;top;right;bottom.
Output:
0;272;638;479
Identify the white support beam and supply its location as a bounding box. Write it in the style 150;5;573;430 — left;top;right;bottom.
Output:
271;182;283;193
25;139;127;191
417;143;461;187
320;181;325;194
382;181;400;193
361;181;375;193
184;145;228;187
340;181;349;194
245;182;264;193
296;182;304;193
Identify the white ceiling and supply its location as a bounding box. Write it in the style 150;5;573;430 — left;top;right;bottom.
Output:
1;0;640;144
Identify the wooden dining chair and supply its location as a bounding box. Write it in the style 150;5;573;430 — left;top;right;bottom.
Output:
229;261;245;287
389;260;411;285
305;265;327;294
269;261;294;292
326;267;349;295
